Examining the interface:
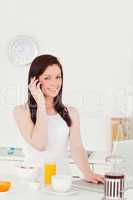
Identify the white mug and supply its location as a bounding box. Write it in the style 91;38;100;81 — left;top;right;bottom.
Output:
51;175;72;192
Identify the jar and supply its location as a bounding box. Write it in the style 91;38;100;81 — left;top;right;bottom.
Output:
104;154;126;200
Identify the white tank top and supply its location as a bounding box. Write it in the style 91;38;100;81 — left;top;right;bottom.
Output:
23;113;71;175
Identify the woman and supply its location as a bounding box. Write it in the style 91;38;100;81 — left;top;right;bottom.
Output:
13;54;104;183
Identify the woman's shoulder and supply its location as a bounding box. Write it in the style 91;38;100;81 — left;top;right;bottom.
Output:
66;105;79;119
13;103;29;118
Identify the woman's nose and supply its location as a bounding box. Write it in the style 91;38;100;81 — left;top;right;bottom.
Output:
50;81;58;87
50;79;59;86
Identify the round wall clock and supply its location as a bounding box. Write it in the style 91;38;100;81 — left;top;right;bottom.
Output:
8;35;39;66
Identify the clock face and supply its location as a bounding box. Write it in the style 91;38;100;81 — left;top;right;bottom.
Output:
8;35;39;66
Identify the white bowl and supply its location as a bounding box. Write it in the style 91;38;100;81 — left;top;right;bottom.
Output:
51;175;72;192
15;165;38;181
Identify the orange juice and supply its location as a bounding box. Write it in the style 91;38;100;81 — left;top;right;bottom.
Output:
44;162;56;185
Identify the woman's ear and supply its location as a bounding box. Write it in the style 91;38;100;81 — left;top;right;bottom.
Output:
40;83;42;89
35;79;39;86
38;76;42;83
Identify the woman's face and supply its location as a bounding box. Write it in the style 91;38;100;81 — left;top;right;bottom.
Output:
38;64;62;98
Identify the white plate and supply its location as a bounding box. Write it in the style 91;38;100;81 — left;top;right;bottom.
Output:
41;186;79;196
0;188;15;196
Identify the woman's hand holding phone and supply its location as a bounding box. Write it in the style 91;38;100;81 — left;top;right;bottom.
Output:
28;77;45;105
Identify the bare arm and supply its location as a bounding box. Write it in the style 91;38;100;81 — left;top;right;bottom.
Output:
69;107;104;183
68;107;91;175
13;102;48;151
13;77;48;151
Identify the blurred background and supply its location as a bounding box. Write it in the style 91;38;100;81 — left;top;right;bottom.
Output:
0;0;133;153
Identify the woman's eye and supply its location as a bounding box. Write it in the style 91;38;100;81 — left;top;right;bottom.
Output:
44;77;50;80
44;76;61;80
57;76;62;79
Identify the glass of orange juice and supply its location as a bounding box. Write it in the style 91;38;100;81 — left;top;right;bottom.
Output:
44;162;56;185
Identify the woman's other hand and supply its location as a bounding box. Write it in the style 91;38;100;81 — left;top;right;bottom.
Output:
84;171;104;184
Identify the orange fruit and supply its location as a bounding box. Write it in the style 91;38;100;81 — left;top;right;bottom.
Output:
0;181;11;192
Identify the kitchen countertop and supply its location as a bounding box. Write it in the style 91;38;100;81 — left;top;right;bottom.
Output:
0;182;104;200
0;149;133;199
0;179;133;200
0;169;132;200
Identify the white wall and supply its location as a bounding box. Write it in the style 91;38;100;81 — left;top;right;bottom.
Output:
0;0;133;151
